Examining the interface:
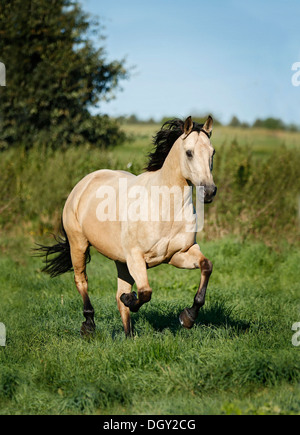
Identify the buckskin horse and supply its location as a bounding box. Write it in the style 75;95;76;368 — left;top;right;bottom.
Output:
37;116;217;336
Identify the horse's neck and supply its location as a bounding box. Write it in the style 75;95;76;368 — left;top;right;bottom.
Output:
150;141;194;218
156;140;187;189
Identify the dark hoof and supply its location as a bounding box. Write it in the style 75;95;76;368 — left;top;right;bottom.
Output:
179;308;195;329
120;292;139;311
80;320;96;337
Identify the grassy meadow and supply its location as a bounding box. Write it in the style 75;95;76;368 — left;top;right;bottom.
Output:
0;122;300;414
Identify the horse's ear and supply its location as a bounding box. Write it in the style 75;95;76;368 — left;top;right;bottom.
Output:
203;115;213;134
183;116;193;136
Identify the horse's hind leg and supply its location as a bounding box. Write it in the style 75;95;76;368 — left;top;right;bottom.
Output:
115;261;135;337
69;234;95;336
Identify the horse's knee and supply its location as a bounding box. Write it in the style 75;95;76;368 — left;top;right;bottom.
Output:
138;288;152;303
200;258;213;276
120;287;152;313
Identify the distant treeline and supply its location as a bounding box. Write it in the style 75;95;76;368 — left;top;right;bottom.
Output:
228;116;299;132
117;114;299;132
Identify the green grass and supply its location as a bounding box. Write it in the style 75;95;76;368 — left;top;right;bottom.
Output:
1;123;300;414
0;236;299;415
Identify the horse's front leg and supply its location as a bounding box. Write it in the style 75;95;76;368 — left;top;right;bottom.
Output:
120;249;152;313
115;261;135;337
169;244;213;329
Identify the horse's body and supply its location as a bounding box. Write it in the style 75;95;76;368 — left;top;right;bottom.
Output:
38;116;217;336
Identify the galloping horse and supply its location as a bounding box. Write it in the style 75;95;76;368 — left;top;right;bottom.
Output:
37;116;217;336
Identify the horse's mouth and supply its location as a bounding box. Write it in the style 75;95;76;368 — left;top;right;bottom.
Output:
196;185;217;204
204;186;217;204
198;194;214;204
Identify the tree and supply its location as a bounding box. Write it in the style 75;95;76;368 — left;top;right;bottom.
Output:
253;117;286;130
0;0;128;150
228;116;241;128
263;118;285;130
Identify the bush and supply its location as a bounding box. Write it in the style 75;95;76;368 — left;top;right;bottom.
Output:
0;145;120;234
202;140;300;243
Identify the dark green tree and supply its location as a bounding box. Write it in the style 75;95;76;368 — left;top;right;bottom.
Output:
228;116;241;128
253;117;286;130
0;0;128;150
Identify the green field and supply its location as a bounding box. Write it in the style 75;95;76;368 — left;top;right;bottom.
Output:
0;123;300;415
0;236;299;415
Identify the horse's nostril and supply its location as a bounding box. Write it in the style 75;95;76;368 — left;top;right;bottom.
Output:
213;186;217;196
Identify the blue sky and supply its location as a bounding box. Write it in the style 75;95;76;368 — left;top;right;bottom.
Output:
83;0;300;125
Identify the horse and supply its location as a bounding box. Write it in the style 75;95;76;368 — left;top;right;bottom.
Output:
36;115;217;337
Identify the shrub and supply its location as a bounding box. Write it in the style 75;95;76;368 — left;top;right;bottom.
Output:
202;140;300;243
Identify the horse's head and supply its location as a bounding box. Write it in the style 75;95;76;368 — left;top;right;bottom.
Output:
180;116;217;203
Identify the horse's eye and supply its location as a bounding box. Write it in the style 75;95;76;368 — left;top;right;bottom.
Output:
186;150;193;158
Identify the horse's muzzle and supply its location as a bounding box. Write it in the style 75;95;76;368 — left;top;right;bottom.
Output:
204;185;217;203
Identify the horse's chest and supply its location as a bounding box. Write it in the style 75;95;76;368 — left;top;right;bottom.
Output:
144;231;194;267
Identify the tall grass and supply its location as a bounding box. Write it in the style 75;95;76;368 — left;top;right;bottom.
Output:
0;127;299;244
203;140;300;242
0;144;121;234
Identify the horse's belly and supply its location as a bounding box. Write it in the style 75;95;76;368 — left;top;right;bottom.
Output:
83;219;126;262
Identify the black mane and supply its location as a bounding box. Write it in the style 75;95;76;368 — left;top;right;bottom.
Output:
145;118;205;172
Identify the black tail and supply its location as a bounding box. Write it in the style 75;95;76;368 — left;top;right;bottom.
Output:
35;224;91;278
